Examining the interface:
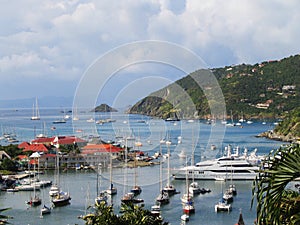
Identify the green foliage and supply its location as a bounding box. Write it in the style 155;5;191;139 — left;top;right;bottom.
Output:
274;107;300;138
92;104;118;112
0;158;18;172
81;202;168;225
252;144;300;225
129;54;300;119
0;144;23;158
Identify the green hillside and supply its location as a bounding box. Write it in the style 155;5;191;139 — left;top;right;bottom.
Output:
129;54;300;120
274;107;300;140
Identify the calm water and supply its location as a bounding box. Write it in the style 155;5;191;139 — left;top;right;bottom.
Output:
0;108;286;225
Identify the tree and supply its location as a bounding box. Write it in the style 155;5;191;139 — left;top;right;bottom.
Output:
81;202;168;225
252;144;300;224
0;158;18;172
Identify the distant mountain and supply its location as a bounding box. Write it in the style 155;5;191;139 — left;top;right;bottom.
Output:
91;104;118;112
129;54;300;120
0;96;73;109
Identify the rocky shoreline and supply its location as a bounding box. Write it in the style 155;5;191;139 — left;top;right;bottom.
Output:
256;130;300;143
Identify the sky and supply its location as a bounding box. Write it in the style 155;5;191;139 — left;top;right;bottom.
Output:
0;0;300;108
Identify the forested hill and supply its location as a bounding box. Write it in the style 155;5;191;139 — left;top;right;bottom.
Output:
274;107;300;141
129;54;300;120
258;107;300;143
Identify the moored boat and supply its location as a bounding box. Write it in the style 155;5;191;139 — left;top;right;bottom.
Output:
52;191;71;207
215;199;232;212
40;205;51;215
173;145;262;180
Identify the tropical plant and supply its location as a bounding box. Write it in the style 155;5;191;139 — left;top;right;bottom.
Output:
0;208;13;224
252;144;300;225
81;202;168;225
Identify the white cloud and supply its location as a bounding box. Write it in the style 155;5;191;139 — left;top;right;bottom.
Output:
0;0;299;102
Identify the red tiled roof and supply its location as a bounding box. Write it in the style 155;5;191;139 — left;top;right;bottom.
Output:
40;154;56;158
31;137;54;144
54;136;86;145
29;158;38;165
31;136;86;145
16;155;28;160
23;144;49;153
18;142;30;149
81;144;123;154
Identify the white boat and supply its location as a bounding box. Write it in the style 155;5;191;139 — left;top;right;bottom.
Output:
163;140;176;195
178;150;186;159
188;145;202;195
40;205;51;215
222;190;233;203
156;143;169;205
106;145;117;195
181;158;195;214
86;118;95;123
50;152;71;207
215;199;232;212
31;97;40;120
181;214;189;221
95;165;108;205
173;145;263;180
49;184;60;197
228;184;237;196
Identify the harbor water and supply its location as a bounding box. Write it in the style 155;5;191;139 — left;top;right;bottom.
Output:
0;108;286;225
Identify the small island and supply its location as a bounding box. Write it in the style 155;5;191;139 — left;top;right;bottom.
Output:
91;104;118;113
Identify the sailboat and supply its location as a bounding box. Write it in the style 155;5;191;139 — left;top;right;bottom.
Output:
95;164;108;205
227;166;237;196
31;97;40;120
162;140;176;195
26;152;41;207
51;150;71;207
215;180;232;212
189;138;201;195
156;143;169;205
121;137;143;205
72;105;79;121
181;158;195;214
40;205;51;216
106;144;117;195
131;140;142;195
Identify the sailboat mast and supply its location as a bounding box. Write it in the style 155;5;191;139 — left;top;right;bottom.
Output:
96;164;99;197
159;143;162;192
109;144;113;190
167;141;170;186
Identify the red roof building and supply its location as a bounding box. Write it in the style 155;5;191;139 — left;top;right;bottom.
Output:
22;143;49;153
18;142;30;149
81;143;123;155
81;144;124;167
31;136;87;147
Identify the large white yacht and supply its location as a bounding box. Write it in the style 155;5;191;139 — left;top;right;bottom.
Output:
173;145;264;180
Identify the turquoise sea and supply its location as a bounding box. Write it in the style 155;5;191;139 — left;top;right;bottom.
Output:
0;108;286;225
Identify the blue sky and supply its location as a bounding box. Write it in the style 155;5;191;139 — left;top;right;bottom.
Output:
1;0;300;108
